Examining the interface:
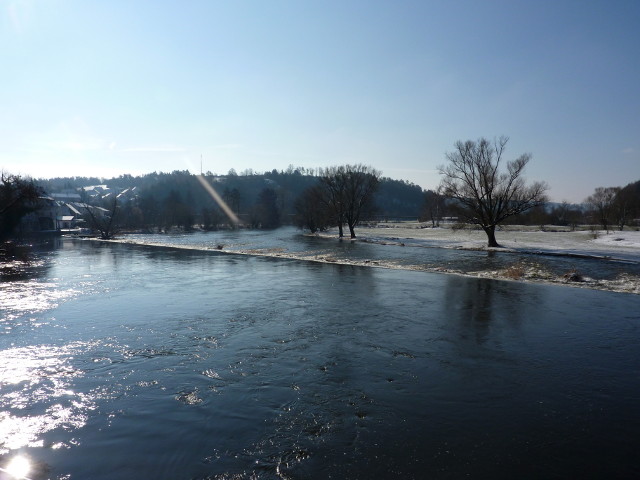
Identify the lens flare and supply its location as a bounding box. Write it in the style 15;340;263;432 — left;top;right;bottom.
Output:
196;174;240;225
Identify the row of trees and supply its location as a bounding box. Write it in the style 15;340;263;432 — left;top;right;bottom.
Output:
88;165;381;239
586;182;640;231
2;137;637;247
69;164;382;240
90;185;283;238
292;138;551;247
38;170;423;226
34;169;422;238
0;173;43;241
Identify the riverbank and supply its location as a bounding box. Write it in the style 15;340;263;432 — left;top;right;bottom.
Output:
93;223;640;295
323;223;640;295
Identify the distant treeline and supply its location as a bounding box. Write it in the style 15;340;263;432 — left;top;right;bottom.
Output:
37;169;425;231
36;170;640;233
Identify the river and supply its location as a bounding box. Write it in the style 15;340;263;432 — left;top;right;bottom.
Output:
1;230;639;479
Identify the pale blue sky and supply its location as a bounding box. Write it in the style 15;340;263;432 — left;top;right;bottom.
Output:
1;0;638;202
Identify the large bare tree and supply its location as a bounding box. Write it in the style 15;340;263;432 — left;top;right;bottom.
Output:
439;137;548;247
342;164;380;238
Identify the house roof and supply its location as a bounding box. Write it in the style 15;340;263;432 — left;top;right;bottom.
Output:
51;193;82;200
67;204;83;215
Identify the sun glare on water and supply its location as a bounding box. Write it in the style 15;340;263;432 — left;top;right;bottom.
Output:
0;344;95;455
1;455;32;479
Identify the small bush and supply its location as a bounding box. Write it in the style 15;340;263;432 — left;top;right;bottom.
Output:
503;263;526;280
563;269;584;283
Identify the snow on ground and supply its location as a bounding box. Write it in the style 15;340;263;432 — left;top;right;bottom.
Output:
591;230;640;249
359;223;640;257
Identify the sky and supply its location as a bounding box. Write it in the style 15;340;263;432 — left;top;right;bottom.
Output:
1;0;638;203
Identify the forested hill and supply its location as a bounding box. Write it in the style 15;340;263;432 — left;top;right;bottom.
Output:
37;169;427;223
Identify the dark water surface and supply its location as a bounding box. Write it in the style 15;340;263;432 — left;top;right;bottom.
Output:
1;235;639;479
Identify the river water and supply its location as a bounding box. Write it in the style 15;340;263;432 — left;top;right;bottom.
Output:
124;227;640;281
1;230;639;479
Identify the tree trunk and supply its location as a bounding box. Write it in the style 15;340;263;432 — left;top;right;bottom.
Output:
338;223;344;238
484;225;500;248
348;223;356;238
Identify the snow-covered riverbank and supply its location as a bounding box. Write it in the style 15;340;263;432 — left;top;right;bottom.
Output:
334;223;640;295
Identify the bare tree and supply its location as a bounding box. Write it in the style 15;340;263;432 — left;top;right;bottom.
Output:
342;164;380;238
586;186;619;231
612;187;632;231
319;166;348;237
422;187;445;227
320;164;380;238
84;197;119;239
439;137;548;247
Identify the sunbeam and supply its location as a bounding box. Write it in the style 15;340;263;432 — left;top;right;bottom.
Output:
195;174;240;225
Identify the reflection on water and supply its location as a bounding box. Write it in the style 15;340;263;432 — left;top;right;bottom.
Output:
444;276;532;343
0;236;639;479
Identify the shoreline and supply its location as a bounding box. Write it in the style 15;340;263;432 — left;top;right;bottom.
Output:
321;224;640;294
98;226;640;295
